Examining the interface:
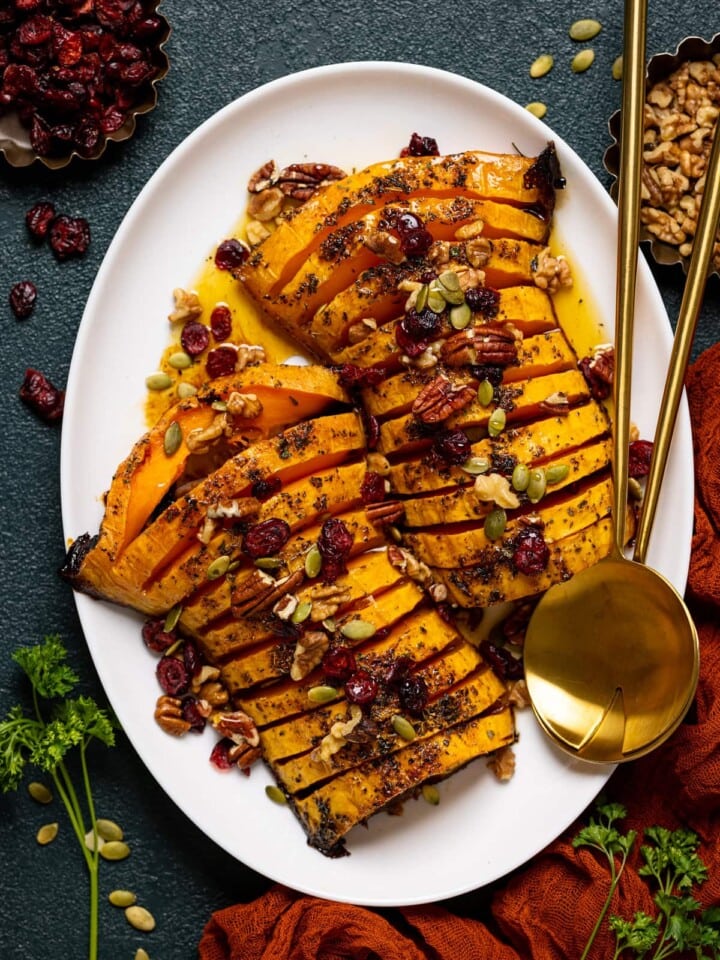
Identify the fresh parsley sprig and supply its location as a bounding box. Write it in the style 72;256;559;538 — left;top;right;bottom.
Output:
573;801;638;960
0;635;115;960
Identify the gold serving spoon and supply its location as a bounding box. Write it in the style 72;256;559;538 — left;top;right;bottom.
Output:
523;0;717;763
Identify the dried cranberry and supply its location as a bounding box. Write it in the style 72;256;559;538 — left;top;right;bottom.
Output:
400;132;440;157
48;215;90;260
397;674;428;717
403;307;442;341
436;602;455;624
56;32;83;66
242;517;291;558
361;409;380;451
464;285;500;317
430;428;471;467
480;640;524;681
9;280;37;319
385;655;413;686
251;475;282;501
214;238;249;273
156;656;190;696
395;318;429;357
317;517;354;583
141;617;175;653
183;638;202;678
345;670;379;706
628;439;654;478
29;114;53;156
209;738;233;770
469;364;504;388
181;697;207;732
18;14;53;45
19;368;64;422
322;647;357;682
360;471;386;504
206;346;237;379
210;305;233;342
512;527;550;575
100;106;126;134
401;229;433;258
333;362;386;390
73;116;101;155
25;200;56;240
180;320;210;356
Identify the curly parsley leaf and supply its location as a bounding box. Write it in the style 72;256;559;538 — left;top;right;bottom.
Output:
12;634;79;699
0;705;44;792
609;912;660;956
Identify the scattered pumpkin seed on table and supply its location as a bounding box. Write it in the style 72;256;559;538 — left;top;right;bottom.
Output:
569;18;602;41
95;817;123;842
571;48;595;73
100;840;131;861
525;102;547;119
265;784;287;805
28;781;53;804
125;905;156;933
530;54;554;78
109;890;137;908
135;949;151;960
612;55;623;80
36;822;59;845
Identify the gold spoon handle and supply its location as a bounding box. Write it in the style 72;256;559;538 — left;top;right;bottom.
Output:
633;120;720;564
613;0;648;556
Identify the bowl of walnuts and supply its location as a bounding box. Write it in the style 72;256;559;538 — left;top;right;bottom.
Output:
604;32;720;277
0;0;170;169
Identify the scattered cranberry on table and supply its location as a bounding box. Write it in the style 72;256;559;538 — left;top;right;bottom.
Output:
19;367;64;422
48;214;91;260
9;279;37;318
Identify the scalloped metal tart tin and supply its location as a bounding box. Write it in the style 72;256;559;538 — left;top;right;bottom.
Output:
0;3;170;170
604;33;720;277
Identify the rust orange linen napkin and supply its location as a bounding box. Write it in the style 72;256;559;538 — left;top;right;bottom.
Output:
199;343;720;960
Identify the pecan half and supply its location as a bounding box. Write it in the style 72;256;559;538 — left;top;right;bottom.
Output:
441;324;519;368
579;344;614;401
365;500;405;526
228;742;262;770
154;696;190;736
276;163;347;201
412;375;476;424
248;160;279;193
231;569;304;618
213;709;260;747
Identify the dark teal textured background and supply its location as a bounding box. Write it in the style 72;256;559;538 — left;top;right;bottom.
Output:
1;2;718;957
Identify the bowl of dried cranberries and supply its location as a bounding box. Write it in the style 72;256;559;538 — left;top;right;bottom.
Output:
0;0;170;169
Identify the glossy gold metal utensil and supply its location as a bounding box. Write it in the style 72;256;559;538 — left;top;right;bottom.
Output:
523;0;703;764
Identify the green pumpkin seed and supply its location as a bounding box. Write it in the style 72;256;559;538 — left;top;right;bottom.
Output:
484;508;507;541
421;784;440;805
415;284;429;312
527;467;547;504
441;287;465;306
163;420;182;457
305;545;322;578
322;618;336;632
291;601;312;624
571;48;595;73
569;18;601;41
265;784;287;805
96;818;123;842
109;890;137;908
211;400;228;412
84;827;104;852
612;55;623;80
135;950;151;960
525;101;547;119
477;379;494;407
307;685;339;704
461;456;490;476
530;53;554;78
28;781;53;804
545;463;570;485
512;463;531;492
163;604;182;633
427;290;446;314
449;303;472;329
340;619;376;641
145;372;172;391
36;822;59;845
125;905;156;933
254;556;282;570
488;407;507;437
177;381;198;399
207;555;231;580
438;270;461;292
168;351;192;370
100;840;131;861
392;714;416;741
